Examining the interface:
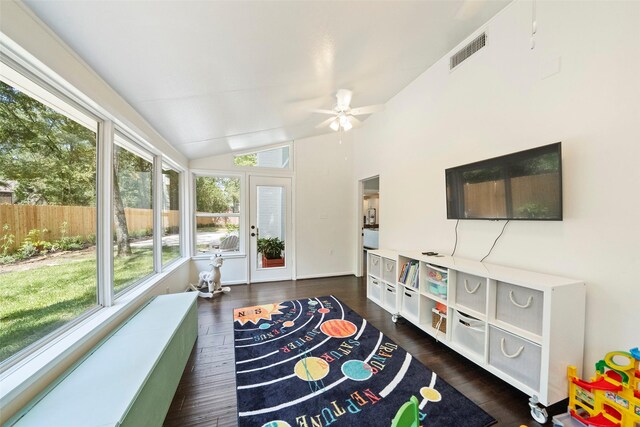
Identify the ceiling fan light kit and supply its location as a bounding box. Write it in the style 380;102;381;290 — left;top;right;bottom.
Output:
315;89;384;132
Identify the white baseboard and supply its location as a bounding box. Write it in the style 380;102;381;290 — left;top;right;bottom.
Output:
295;271;355;280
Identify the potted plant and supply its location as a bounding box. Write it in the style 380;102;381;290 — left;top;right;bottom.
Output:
257;237;285;267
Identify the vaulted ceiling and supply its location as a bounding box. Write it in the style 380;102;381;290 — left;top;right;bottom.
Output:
24;0;511;159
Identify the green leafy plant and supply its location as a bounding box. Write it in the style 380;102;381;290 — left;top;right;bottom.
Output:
1;224;15;256
56;221;85;251
19;228;52;258
257;237;284;260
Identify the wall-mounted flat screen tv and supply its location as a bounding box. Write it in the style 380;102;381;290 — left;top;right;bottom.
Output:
446;142;562;220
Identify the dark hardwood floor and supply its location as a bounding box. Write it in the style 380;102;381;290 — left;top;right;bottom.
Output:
163;275;565;426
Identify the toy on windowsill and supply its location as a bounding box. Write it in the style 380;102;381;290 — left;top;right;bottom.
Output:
552;347;640;427
190;253;230;298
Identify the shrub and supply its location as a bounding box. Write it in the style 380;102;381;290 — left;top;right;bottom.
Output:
1;224;15;256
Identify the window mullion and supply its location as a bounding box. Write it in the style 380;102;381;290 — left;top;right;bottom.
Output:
97;120;114;307
153;155;162;273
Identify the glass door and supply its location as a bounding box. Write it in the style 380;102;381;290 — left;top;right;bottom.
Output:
249;176;292;282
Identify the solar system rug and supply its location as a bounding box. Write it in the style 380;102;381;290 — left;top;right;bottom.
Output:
233;295;496;427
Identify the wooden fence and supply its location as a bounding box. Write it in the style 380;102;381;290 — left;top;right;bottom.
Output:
463;173;560;218
0;204;179;252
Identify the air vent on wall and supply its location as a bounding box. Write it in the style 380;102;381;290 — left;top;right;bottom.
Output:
450;32;486;70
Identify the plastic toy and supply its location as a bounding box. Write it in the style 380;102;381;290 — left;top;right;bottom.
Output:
190;254;230;298
552;347;640;427
391;395;419;427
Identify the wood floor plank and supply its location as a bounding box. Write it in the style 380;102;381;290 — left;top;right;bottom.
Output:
163;275;562;426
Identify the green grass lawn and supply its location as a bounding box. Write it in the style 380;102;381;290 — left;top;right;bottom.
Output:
0;246;181;361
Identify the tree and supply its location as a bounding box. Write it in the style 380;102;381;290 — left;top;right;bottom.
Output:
0;81;96;206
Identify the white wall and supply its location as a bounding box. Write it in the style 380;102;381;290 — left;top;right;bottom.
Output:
189;133;356;282
295;132;355;279
353;0;640;372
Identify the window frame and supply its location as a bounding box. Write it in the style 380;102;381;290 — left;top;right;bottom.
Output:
192;171;246;257
0;48;188;377
232;143;293;171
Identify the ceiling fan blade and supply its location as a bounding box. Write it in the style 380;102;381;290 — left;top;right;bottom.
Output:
316;116;337;129
349;104;385;116
312;109;337;115
336;89;352;110
348;116;363;127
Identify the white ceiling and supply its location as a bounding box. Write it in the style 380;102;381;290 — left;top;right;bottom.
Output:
23;0;511;159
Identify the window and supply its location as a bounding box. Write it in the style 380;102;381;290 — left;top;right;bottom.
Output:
112;138;155;294
162;164;181;265
0;79;98;362
195;176;241;253
233;146;290;169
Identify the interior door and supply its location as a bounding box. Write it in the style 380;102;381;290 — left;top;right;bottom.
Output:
249;176;292;282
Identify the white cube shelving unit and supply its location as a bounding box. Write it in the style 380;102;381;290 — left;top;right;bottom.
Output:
366;249;586;410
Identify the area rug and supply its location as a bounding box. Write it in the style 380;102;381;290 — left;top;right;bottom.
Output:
233;295;496;427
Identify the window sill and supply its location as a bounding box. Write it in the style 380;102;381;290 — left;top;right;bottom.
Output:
0;256;190;418
192;252;247;260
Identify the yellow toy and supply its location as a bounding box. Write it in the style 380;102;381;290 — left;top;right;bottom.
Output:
557;347;640;427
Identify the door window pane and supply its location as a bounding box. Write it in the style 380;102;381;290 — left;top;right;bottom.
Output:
113;143;154;293
0;79;97;362
256;185;285;269
162;165;181;265
195;176;240;253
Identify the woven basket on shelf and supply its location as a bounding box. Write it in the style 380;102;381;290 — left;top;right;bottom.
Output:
432;311;447;333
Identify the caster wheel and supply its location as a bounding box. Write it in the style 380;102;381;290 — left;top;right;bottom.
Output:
530;406;548;424
392;314;399;323
528;395;548;424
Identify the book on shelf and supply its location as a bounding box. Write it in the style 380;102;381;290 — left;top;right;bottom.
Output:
399;260;419;288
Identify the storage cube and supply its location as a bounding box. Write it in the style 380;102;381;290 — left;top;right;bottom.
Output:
383;284;397;312
382;258;396;283
367;276;382;303
401;288;420;320
495;281;543;336
488;326;541;390
368;254;381;278
455;272;487;314
452;310;485;359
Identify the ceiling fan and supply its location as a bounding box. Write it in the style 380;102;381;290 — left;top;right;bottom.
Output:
314;89;384;132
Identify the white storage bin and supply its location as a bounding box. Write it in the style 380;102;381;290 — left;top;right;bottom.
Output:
383;284;397;312
455;272;486;314
401;288;420;320
382;258;397;283
452;310;486;359
489;326;541;390
496;281;543;336
368;254;381;278
368;276;382;303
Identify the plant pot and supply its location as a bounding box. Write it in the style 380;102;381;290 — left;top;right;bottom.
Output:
262;256;285;268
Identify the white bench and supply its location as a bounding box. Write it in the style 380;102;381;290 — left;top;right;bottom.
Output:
7;292;198;427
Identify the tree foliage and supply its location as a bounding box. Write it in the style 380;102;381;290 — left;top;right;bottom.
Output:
195;176;240;214
0;81;97;205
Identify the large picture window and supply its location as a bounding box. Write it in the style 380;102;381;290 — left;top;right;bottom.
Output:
112;138;155;294
0;79;98;362
195;175;241;253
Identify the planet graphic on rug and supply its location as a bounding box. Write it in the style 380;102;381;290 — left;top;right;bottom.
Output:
420;386;442;402
261;421;291;427
320;319;357;338
282;321;295;328
294;357;330;381
341;360;373;381
259;323;271;330
317;308;330;314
